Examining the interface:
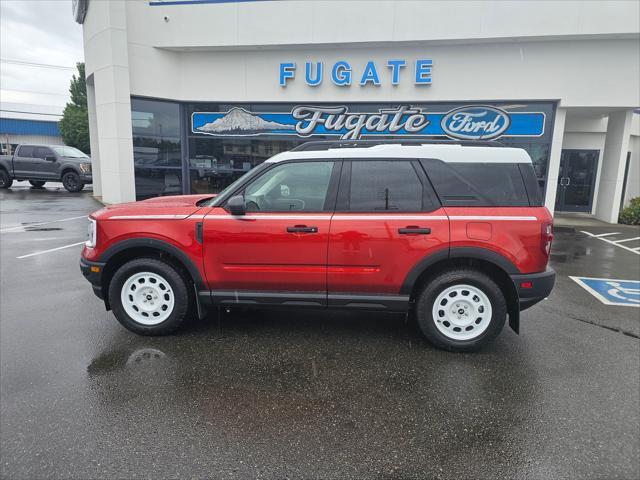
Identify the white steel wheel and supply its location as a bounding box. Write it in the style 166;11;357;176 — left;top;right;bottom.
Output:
432;284;493;341
120;271;175;326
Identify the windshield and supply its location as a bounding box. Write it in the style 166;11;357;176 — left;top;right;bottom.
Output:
52;146;88;158
209;163;270;207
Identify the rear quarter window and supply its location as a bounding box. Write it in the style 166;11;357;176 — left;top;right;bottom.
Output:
422;159;531;207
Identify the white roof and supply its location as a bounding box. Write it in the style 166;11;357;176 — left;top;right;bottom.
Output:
266;144;532;164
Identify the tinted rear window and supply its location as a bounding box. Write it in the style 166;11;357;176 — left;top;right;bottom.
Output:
349;160;424;211
422;160;530;207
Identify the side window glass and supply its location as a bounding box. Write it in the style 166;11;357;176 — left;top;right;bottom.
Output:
18;146;34;158
349;160;423;211
34;147;51;159
244;161;334;212
424;160;529;207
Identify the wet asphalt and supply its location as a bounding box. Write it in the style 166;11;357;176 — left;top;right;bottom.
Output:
1;183;638;480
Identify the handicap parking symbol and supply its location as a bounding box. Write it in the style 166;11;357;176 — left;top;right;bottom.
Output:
570;277;640;307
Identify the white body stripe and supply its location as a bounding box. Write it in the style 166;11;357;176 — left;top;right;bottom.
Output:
110;214;538;222
448;216;537;221
203;214;536;221
109;215;190;220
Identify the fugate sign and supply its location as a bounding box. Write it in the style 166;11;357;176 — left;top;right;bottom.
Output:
279;60;433;87
191;105;545;141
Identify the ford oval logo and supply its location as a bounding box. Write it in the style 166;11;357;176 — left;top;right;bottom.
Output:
441;106;511;140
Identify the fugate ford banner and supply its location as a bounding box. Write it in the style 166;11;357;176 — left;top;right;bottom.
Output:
191;105;546;141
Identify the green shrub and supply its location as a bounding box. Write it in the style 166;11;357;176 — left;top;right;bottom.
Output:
619;197;640;225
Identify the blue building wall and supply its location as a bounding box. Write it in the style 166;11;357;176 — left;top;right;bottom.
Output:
0;118;60;137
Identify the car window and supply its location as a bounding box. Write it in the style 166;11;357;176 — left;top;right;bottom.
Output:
51;146;88;158
18;146;34;158
244;161;334;212
423;160;530;207
34;147;53;159
348;160;424;211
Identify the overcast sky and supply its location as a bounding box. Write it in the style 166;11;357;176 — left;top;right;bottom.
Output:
0;0;84;116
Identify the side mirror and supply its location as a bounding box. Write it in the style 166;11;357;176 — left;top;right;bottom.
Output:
226;195;246;216
45;155;56;162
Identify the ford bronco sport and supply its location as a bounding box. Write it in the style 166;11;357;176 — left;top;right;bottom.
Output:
80;141;555;351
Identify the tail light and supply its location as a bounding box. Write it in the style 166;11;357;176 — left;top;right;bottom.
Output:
541;222;553;256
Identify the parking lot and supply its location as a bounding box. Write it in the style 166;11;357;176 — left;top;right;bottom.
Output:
1;185;639;479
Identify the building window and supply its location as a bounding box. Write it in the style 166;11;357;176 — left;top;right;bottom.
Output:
131;98;182;200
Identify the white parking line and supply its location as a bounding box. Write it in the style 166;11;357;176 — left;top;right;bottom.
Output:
0;215;87;233
17;241;86;259
592;232;620;238
581;231;640;255
615;236;640;243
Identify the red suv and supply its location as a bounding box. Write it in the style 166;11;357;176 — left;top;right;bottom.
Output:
80;141;555;351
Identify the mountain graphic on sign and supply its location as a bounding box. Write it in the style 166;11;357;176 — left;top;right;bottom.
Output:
196;108;292;134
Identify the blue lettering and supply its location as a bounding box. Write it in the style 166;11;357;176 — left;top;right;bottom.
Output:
305;61;323;86
415;59;433;85
279;62;296;86
359;60;381;86
386;59;406;85
332;61;351;86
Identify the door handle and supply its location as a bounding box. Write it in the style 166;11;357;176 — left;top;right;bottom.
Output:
398;226;431;235
287;225;318;234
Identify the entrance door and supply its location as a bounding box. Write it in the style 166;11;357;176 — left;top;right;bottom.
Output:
555;150;599;212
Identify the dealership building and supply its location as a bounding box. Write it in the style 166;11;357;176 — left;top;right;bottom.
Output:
78;0;639;223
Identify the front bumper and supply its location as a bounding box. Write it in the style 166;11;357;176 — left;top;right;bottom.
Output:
80;257;105;299
80;173;93;184
511;267;556;311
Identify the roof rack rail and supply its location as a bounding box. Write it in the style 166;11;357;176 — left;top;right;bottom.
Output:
291;138;506;152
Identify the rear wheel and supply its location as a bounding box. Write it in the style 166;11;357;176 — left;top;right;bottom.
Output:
0;169;12;189
108;258;192;335
415;269;507;352
62;171;84;192
29;180;46;188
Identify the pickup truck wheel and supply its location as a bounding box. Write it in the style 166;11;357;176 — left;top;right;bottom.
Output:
415;269;506;352
62;171;84;192
29;180;46;188
0;170;12;189
108;258;191;335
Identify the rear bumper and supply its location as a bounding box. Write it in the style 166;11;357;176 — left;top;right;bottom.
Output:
80;257;105;300
511;267;556;311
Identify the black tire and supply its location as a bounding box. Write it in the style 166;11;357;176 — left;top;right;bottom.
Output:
108;258;192;335
0;169;13;189
29;180;46;188
61;171;84;192
415;269;507;352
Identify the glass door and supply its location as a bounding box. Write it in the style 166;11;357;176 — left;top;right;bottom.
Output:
555;150;599;213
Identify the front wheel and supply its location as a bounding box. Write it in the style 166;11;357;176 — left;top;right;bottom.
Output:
29;180;46;188
62;171;84;192
415;269;507;352
0;169;13;189
108;258;192;335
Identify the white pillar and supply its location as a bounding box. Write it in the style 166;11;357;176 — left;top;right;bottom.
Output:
86;76;101;198
595;109;634;223
84;1;135;204
544;107;566;214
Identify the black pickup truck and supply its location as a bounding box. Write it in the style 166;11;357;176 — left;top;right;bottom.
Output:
0;144;93;192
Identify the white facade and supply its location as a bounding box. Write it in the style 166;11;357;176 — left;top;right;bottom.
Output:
81;0;640;222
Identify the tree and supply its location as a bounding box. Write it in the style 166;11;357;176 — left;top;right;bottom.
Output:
58;63;90;154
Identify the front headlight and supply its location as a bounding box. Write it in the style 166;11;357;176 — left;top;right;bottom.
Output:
79;163;92;173
86;218;97;248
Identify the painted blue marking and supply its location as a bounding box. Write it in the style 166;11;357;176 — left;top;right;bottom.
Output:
571;277;640;307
